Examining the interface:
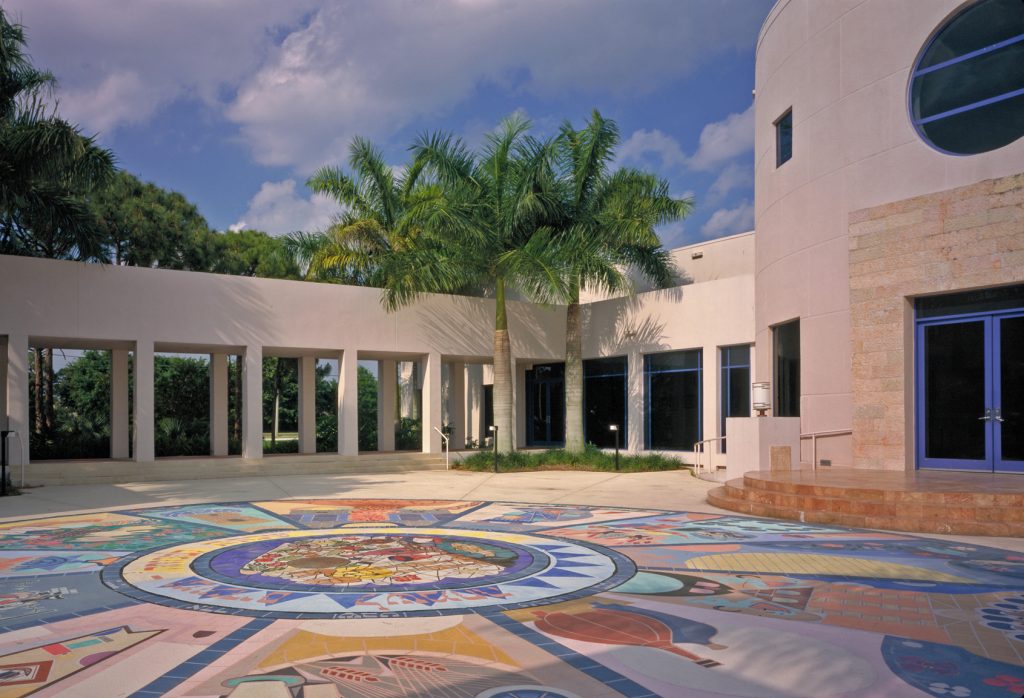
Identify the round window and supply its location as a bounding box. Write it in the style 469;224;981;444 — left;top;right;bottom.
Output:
909;0;1024;155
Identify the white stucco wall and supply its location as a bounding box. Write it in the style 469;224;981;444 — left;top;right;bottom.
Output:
754;0;1024;465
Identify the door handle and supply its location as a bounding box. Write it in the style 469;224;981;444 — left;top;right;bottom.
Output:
979;408;992;421
993;408;1004;423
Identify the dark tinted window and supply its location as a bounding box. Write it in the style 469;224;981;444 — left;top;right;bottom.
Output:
776;109;793;166
910;0;1024;154
720;345;751;453
645;350;702;450
774;321;800;417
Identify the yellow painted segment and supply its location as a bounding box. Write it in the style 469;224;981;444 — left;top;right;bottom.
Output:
684;553;971;582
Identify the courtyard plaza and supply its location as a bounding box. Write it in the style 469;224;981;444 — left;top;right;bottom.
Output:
0;469;1022;697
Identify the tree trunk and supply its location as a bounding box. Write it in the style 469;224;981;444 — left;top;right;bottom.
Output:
44;348;55;431
492;277;514;453
564;300;585;452
232;355;242;443
33;348;43;434
271;358;282;445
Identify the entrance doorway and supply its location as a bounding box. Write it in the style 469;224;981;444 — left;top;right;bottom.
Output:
526;363;564;446
916;287;1023;472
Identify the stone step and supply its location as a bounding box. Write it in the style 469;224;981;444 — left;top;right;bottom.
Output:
21;454;448;486
707;478;1024;537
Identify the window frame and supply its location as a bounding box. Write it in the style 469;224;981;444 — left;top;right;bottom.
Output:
774;108;793;167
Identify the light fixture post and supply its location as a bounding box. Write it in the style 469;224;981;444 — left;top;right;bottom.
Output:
609;425;620;471
489;425;498;473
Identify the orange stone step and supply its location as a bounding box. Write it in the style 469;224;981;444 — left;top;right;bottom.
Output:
707;473;1024;536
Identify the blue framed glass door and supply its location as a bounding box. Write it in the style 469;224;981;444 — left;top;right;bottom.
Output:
916;311;1024;472
995;314;1024;472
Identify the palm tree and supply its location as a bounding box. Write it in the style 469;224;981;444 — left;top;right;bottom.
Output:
556;111;692;452
299;136;431;285
407;115;569;452
0;9;115;262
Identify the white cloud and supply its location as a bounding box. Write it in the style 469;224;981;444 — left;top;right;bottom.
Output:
701;200;754;238
4;0;317;134
7;1;768;171
617;129;688;171
230;180;338;236
707;162;754;203
689;104;755;171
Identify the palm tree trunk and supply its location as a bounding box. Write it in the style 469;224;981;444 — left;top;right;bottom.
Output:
493;277;514;453
564;298;585;452
33;348;43;434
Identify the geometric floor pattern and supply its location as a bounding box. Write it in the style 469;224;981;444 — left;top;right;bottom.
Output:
1;499;1022;697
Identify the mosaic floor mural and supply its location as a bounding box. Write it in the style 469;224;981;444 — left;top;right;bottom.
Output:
0;499;1022;697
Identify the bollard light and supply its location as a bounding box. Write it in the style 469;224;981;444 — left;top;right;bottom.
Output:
489;425;498;473
609;424;620;471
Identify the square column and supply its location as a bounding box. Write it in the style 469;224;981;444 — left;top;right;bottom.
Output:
422;352;442;453
337;349;359;455
110;349;130;458
133;340;155;462
377;359;396;451
465;364;483;445
4;334;30;466
242;345;263;459
209;352;229;457
297;355;317;454
448;361;466;450
627;351;644;452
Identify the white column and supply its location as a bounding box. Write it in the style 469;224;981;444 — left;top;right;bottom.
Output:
703;344;719;456
110;349;130;458
337;349;359;455
297;355;316;454
628;351;644;452
422;352;442;453
133;340;155;463
242;345;263;459
377;359;396;451
448;362;466;449
465;364;483;445
4;334;30;466
209;352;229;456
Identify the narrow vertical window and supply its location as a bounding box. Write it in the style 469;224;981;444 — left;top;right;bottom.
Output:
644;350;702;450
774;320;800;417
720;345;751;453
775;109;793;166
583;356;627;447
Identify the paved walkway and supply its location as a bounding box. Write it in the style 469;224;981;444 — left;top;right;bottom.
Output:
0;471;1022;696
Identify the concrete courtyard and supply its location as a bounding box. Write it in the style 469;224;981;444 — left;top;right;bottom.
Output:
0;470;1022;697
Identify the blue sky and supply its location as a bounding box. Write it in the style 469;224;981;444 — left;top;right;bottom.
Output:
5;0;773;249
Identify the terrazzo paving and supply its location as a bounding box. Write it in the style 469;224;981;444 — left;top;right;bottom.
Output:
0;498;1022;697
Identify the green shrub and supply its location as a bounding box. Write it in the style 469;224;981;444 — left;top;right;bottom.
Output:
455;443;686;473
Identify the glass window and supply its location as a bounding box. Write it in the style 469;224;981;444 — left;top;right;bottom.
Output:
720;345;751;453
774;321;800;417
645;349;701;450
775;109;793;166
584;356;627;448
910;0;1024;155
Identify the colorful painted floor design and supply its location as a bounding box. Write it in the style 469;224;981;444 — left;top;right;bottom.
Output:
0;499;1022;697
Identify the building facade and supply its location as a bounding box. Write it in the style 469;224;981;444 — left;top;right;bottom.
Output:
1;0;1021;482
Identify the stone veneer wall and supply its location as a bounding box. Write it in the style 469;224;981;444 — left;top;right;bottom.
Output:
849;172;1024;471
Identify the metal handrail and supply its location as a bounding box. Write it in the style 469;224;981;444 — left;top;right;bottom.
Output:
799;429;852;469
433;427;450;470
693;436;726;474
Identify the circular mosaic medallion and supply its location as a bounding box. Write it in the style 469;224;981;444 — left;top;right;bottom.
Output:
102;526;635;618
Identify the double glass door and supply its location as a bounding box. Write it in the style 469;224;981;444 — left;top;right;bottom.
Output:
917;312;1023;471
526;363;564;446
